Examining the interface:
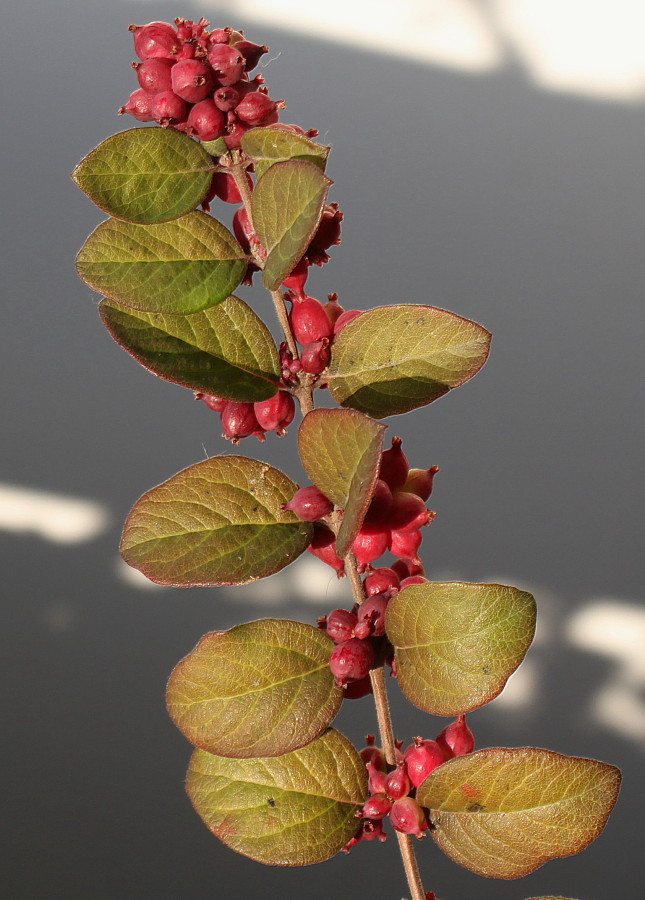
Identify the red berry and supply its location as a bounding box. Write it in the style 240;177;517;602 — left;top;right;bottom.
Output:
360;739;386;771
365;760;387;795
384;765;411;801
329;638;374;684
130;21;178;60
207;43;245;85
403;465;439;501
288;295;333;345
235;39;269;71
213;86;240;111
389;491;433;532
232;206;258;254
391;558;425;580
333;308;363;334
363;479;393;525
323;293;344;327
351;521;390;571
306;202;342;265
343;674;373;699
236;91;281;127
389;528;423;562
379;437;409;491
118;88;154;121
282;258;309;296
436;715;475;757
354;592;389;639
195;392;227;412
223;119;251;149
150;90;188;126
171;58;214;103
284;485;333;521
253;390;295;434
389;797;427;836
220;401;264;443
307;524;345;576
323;607;357;643
132;58;175;95
404;738;448;788
361;794;392;820
399;575;428;588
186;99;226;141
364;567;400;596
300;338;330;375
208;171;253;204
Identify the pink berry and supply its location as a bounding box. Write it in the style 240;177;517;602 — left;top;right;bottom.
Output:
150;90;188;126
389;797;427;836
365;759;388;796
361;794;392;820
351;521;390;571
323;607;357;643
384;765;411;801
207;43;245;85
234;39;269;71
391;559;425;580
403;465;439;501
389;528;423;562
284;485;333;521
223;120;251;149
323;293;344;327
379;437;409;491
329;638;374;685
363;479;393;525
194;392;227;412
171;58;214;103
282;258;309;296
300;338;331;375
236;91;280;127
130;21;178;60
364;567;400;596
213;86;240;112
207;171;252;204
118;88;154;122
253;390;295;434
404;738;448;788
354;592;389;639
220;401;264;443
333;309;363;334
399;575;428;588
288;295;333;345
389;491;433;532
186;99;226;141
436;715;475;757
232;206;258;254
132;58;175;95
360;739;386;771
307;524;345;576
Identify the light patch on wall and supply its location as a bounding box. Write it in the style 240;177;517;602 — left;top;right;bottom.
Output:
0;483;110;545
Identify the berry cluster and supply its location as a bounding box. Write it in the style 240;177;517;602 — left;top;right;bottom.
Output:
119;19;282;146
344;723;474;851
195;389;295;443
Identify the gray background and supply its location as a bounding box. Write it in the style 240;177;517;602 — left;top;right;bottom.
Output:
2;1;643;897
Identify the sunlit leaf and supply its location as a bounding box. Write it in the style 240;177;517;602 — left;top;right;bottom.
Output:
298;409;386;557
71;127;212;223
76;211;247;314
251;160;331;290
385;581;536;715
242;126;330;179
417;747;621;879
120;456;312;585
186;728;367;865
99;294;280;400
167;619;342;758
328;304;491;417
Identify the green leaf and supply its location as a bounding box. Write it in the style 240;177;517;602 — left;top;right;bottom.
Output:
251;160;332;291
167;619;342;758
200;137;228;157
99;294;280;401
327;305;491;418
76;211;247;314
298;409;386;557
120;456;313;585
242;126;330;179
186;729;367;865
417;747;621;879
385;581;536;715
71;127;213;224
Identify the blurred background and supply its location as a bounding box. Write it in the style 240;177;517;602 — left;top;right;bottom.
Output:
2;1;644;897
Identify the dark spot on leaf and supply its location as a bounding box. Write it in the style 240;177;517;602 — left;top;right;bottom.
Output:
482;666;489;674
467;802;485;812
267;797;276;807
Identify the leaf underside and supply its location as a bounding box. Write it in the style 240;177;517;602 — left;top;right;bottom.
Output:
242;126;330;180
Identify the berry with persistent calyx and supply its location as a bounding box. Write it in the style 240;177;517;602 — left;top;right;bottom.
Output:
207;43;245;85
364;567;400;596
150;90;188;126
343;674;373;699
389;797;427;837
282;258;309;295
170;58;214;102
363;479;393;525
288;295;333;345
329;638;374;685
399;575;428;588
132;58;175;95
195;392;227;412
389;491;433;532
333;308;363;333
379;437;409;491
360;794;392;820
223;119;251;149
354;592;389;639
118;88;155;121
384;765;411;801
391;558;425;580
305;202;342;265
300;338;330;375
322;293;343;327
389;527;423;562
321;607;357;643
360;737;386;771
185;98;226;140
236;91;282;127
365;759;387;795
342;818;386;851
235;39;269;71
253;390;295;434
351;521;390;571
404;465;439;501
213;86;239;111
436;714;475;757
404;738;449;788
220;401;265;443
284;485;333;521
307;524;345;576
130;21;179;60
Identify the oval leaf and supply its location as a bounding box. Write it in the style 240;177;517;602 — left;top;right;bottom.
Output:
76;211;247;314
298;409;386;557
120;456;313;585
417;747;621;879
251;160;332;291
328;305;491;417
186;729;367;865
167;619;342;758
385;582;536;715
71;127;212;224
242;126;330;180
99;294;280;401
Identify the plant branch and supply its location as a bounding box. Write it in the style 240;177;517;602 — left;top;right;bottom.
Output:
343;553;427;900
